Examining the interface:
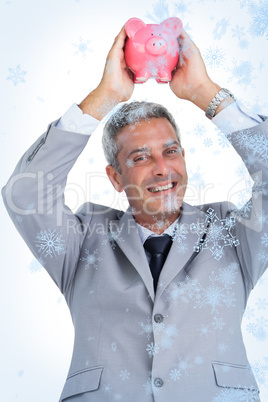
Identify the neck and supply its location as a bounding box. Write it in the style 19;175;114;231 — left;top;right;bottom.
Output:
133;212;180;235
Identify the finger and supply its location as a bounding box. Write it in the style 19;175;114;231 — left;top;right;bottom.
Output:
178;29;200;60
112;24;127;50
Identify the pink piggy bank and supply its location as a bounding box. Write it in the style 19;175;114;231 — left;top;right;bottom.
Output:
124;17;183;83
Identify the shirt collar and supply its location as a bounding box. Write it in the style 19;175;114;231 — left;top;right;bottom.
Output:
136;216;181;245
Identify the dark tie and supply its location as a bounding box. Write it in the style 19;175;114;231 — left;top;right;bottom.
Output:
144;234;172;291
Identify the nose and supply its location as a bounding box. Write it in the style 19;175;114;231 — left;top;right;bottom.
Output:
152;156;170;177
145;37;167;55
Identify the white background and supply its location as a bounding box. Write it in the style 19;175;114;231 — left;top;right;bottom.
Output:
0;0;267;401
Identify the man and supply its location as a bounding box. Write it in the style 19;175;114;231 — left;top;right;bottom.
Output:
2;24;267;401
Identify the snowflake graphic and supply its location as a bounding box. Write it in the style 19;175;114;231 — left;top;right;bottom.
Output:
139;317;153;340
163;195;181;214
196;283;232;314
103;384;112;393
217;130;231;148
213;18;230;40
232;25;245;40
73;37;92;58
250;358;268;385
261;233;268;247
137;144;151;156
193;123;207;137
126;158;135;168
247;316;268;341
143;375;162;396
234;128;255;150
256;298;268;310
244;306;256;320
146;342;159;357
144;55;171;78
7;65;27;86
157;55;168;68
239;38;249;49
97;97;121;120
194;270;237;314
198;323;211;337
212;386;259;401
145;0;170;24
194;356;204;366
92;193;100;201
249;132;268;163
35;229;66;258
145;60;158;77
165;275;202;305
119;370;130;380
28;258;45;273
155;324;179;350
173;354;194;375
199;317;226;335
102;226;124;250
166;264;238;316
80;248;103;269
111;342;117;352
169;368;181;381
191;208;240;260
257;250;267;264
204;46;225;69
203;137;213;147
248;0;268;39
229;60;255;89
218;263;238;287
173;0;192;18
188;166;205;188
217;342;228;355
212;316;226;331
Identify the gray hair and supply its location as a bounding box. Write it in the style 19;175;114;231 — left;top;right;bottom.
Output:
102;101;181;172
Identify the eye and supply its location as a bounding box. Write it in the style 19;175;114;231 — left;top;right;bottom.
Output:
134;155;148;162
151;33;154;36
166;148;180;155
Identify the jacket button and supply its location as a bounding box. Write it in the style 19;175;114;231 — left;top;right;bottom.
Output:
154;378;164;388
154;314;164;323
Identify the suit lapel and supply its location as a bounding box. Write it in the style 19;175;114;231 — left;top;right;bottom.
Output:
156;202;209;300
109;203;208;303
109;209;155;302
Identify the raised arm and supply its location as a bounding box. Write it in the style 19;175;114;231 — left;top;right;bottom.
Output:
170;29;268;289
169;29;234;115
79;25;134;120
1;24;134;296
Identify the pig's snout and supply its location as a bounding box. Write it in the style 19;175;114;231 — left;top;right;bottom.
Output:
145;37;167;55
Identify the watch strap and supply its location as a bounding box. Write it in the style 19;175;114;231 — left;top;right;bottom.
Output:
205;88;235;120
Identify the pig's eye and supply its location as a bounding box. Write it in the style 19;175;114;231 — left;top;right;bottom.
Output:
151;33;154;36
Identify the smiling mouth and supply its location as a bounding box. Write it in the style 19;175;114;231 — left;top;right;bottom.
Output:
147;182;177;193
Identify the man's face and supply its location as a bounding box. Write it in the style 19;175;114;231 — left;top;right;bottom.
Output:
106;117;188;227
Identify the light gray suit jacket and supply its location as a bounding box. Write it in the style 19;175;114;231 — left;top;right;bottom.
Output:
2;115;268;401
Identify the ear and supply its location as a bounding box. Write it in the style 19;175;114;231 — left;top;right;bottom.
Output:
161;17;183;37
106;165;124;193
125;17;146;39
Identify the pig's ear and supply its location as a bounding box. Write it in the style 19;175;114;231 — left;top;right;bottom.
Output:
161;17;183;37
125;18;146;39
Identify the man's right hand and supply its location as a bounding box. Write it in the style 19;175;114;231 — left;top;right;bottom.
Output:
79;25;134;120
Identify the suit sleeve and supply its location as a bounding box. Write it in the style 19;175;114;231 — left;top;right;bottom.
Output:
2;122;97;295
228;116;268;289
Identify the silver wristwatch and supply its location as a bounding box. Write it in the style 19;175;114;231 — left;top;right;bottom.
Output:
205;88;235;120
